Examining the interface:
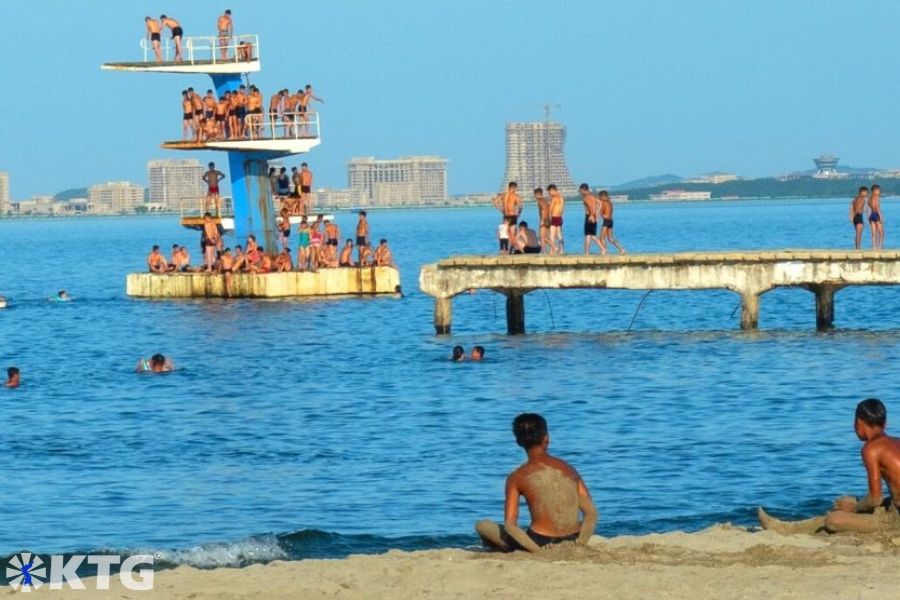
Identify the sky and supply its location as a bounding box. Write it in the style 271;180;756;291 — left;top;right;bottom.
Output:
2;0;900;199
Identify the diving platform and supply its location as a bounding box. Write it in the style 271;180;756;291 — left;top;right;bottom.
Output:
101;34;260;74
419;250;900;334
127;268;400;299
163;112;321;155
107;26;331;261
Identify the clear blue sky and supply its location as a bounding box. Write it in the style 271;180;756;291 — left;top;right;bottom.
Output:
2;0;899;199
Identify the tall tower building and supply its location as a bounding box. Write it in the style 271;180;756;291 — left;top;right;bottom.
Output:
502;121;576;197
348;156;448;206
0;171;9;214
148;159;206;211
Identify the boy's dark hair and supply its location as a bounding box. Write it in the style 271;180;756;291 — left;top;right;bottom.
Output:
547;184;557;191
359;211;367;216
872;184;881;191
452;345;464;360
7;367;19;378
859;186;868;193
534;187;543;194
150;354;165;367
509;181;517;188
473;345;485;356
513;413;547;449
579;183;589;191
856;398;886;427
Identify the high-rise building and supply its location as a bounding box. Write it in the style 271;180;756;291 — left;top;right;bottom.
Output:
88;181;145;214
148;159;206;211
0;171;9;214
502;121;576;197
348;156;448;206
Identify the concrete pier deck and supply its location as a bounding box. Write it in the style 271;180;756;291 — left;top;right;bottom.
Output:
127;267;400;299
419;250;900;334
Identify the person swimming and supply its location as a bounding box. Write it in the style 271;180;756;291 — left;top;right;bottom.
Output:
53;290;72;302
5;367;20;388
136;354;174;373
470;346;485;361
0;296;7;309
452;345;465;361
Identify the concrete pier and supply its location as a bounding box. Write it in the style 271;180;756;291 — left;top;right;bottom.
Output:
127;267;400;299
419;250;900;334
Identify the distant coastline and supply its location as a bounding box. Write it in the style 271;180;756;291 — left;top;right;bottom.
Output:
0;194;886;223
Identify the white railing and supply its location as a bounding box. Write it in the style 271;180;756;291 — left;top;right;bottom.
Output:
244;111;321;141
179;196;234;219
140;33;259;65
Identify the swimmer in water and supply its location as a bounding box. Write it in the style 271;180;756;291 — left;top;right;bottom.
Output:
56;290;71;302
5;367;20;388
475;413;598;552
452;345;465;362
136;354;174;373
0;296;7;309
759;398;900;535
470;346;485;361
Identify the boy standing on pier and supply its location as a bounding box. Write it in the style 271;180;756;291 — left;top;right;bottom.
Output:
548;185;565;254
869;184;885;250
502;182;522;226
580;183;603;255
759;398;900;535
850;186;868;250
599;191;626;254
535;188;551;251
475;413;598;552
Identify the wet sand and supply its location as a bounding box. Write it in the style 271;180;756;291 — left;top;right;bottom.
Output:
27;525;900;599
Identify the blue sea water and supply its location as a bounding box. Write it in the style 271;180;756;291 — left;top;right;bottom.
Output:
1;197;899;566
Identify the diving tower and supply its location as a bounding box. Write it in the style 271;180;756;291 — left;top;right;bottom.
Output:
102;32;321;252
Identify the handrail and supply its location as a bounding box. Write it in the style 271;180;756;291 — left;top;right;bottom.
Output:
140;33;259;64
243;111;321;141
179;196;234;219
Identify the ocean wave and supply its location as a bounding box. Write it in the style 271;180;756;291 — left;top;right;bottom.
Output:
140;530;475;570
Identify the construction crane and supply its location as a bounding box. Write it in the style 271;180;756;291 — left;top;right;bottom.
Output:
541;102;561;121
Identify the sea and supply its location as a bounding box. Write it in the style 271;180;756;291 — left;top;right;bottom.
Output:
1;197;899;568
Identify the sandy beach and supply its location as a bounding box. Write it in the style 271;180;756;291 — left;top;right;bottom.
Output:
23;525;900;599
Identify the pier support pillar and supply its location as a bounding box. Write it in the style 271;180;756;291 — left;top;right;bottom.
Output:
434;297;452;335
740;292;759;330
811;284;841;329
506;292;526;335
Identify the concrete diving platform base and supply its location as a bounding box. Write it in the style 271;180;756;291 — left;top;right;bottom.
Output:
126;268;400;298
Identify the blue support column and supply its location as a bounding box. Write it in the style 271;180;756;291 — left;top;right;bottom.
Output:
228;151;280;252
210;73;279;252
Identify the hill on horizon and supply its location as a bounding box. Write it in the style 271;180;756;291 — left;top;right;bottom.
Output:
610;174;682;190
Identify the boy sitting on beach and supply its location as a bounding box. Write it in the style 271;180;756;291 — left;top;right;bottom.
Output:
759;398;900;534
475;413;597;552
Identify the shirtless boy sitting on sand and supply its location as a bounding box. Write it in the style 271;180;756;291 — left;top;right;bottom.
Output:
759;398;900;535
475;413;598;552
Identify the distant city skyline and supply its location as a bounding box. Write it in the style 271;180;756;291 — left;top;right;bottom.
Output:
3;0;900;198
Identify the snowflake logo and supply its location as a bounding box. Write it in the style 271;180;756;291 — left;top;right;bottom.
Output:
6;553;46;592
